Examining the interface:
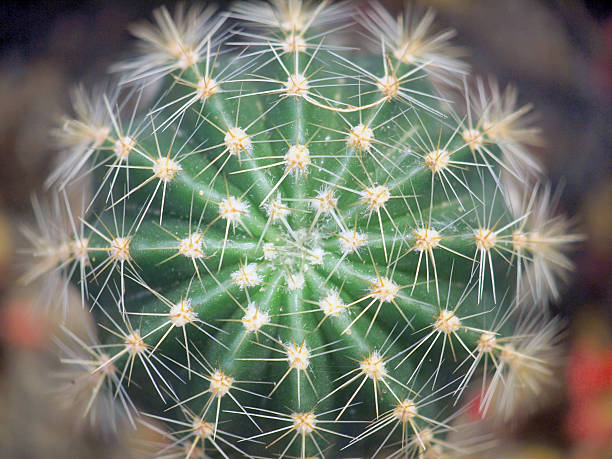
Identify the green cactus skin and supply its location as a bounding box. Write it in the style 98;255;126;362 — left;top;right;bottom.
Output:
30;2;581;458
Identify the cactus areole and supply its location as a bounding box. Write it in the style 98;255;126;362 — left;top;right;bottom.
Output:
41;2;579;458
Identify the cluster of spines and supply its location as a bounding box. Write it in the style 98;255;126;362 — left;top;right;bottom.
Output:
22;1;583;458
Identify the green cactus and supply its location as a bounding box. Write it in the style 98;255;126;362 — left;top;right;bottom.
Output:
26;2;581;458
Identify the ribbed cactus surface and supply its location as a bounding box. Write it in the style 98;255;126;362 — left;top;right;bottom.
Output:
27;2;581;458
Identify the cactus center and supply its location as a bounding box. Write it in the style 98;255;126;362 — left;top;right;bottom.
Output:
413;227;441;252
500;345;520;367
347;124;374;152
192;419;214;439
474;228;498;251
434;310;461;334
338;229;367;254
109;237;131;261
224;127;252;157
360;352;388;380
265;197;290;221
482;120;501;141
241;304;270;333
97;353;116;376
284;73;310;97
196;76;218;99
393;399;418;422
219;196;248;222
512;230;528;251
370;277;399;303
393;40;423;65
124;331;146;355
478;332;497;353
72;238;89;263
377;75;400;100
312;189;337;213
179;232;205;259
417;428;435;446
152;157;182;182
263;243;278;260
169;299;196;327
231;263;262;289
283;33;307;53
462;128;484;150
176;48;199;70
210;370;234;398
319;293;346;317
284;144;311;174
286;272;306;290
286;342;311;370
425;149;451;173
361;185;390;212
291;412;316;434
113;136;135;160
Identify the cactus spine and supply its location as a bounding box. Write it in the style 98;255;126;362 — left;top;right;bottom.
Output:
27;2;581;458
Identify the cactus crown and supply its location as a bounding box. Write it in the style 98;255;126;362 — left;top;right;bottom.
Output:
26;1;581;458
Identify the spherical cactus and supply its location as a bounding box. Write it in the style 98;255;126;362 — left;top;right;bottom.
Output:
26;2;581;458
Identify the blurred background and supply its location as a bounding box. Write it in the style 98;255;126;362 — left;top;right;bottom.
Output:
0;1;610;458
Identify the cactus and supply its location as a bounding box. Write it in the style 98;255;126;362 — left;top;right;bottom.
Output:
26;2;582;458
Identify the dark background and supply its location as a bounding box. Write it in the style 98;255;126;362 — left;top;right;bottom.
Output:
0;1;610;458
